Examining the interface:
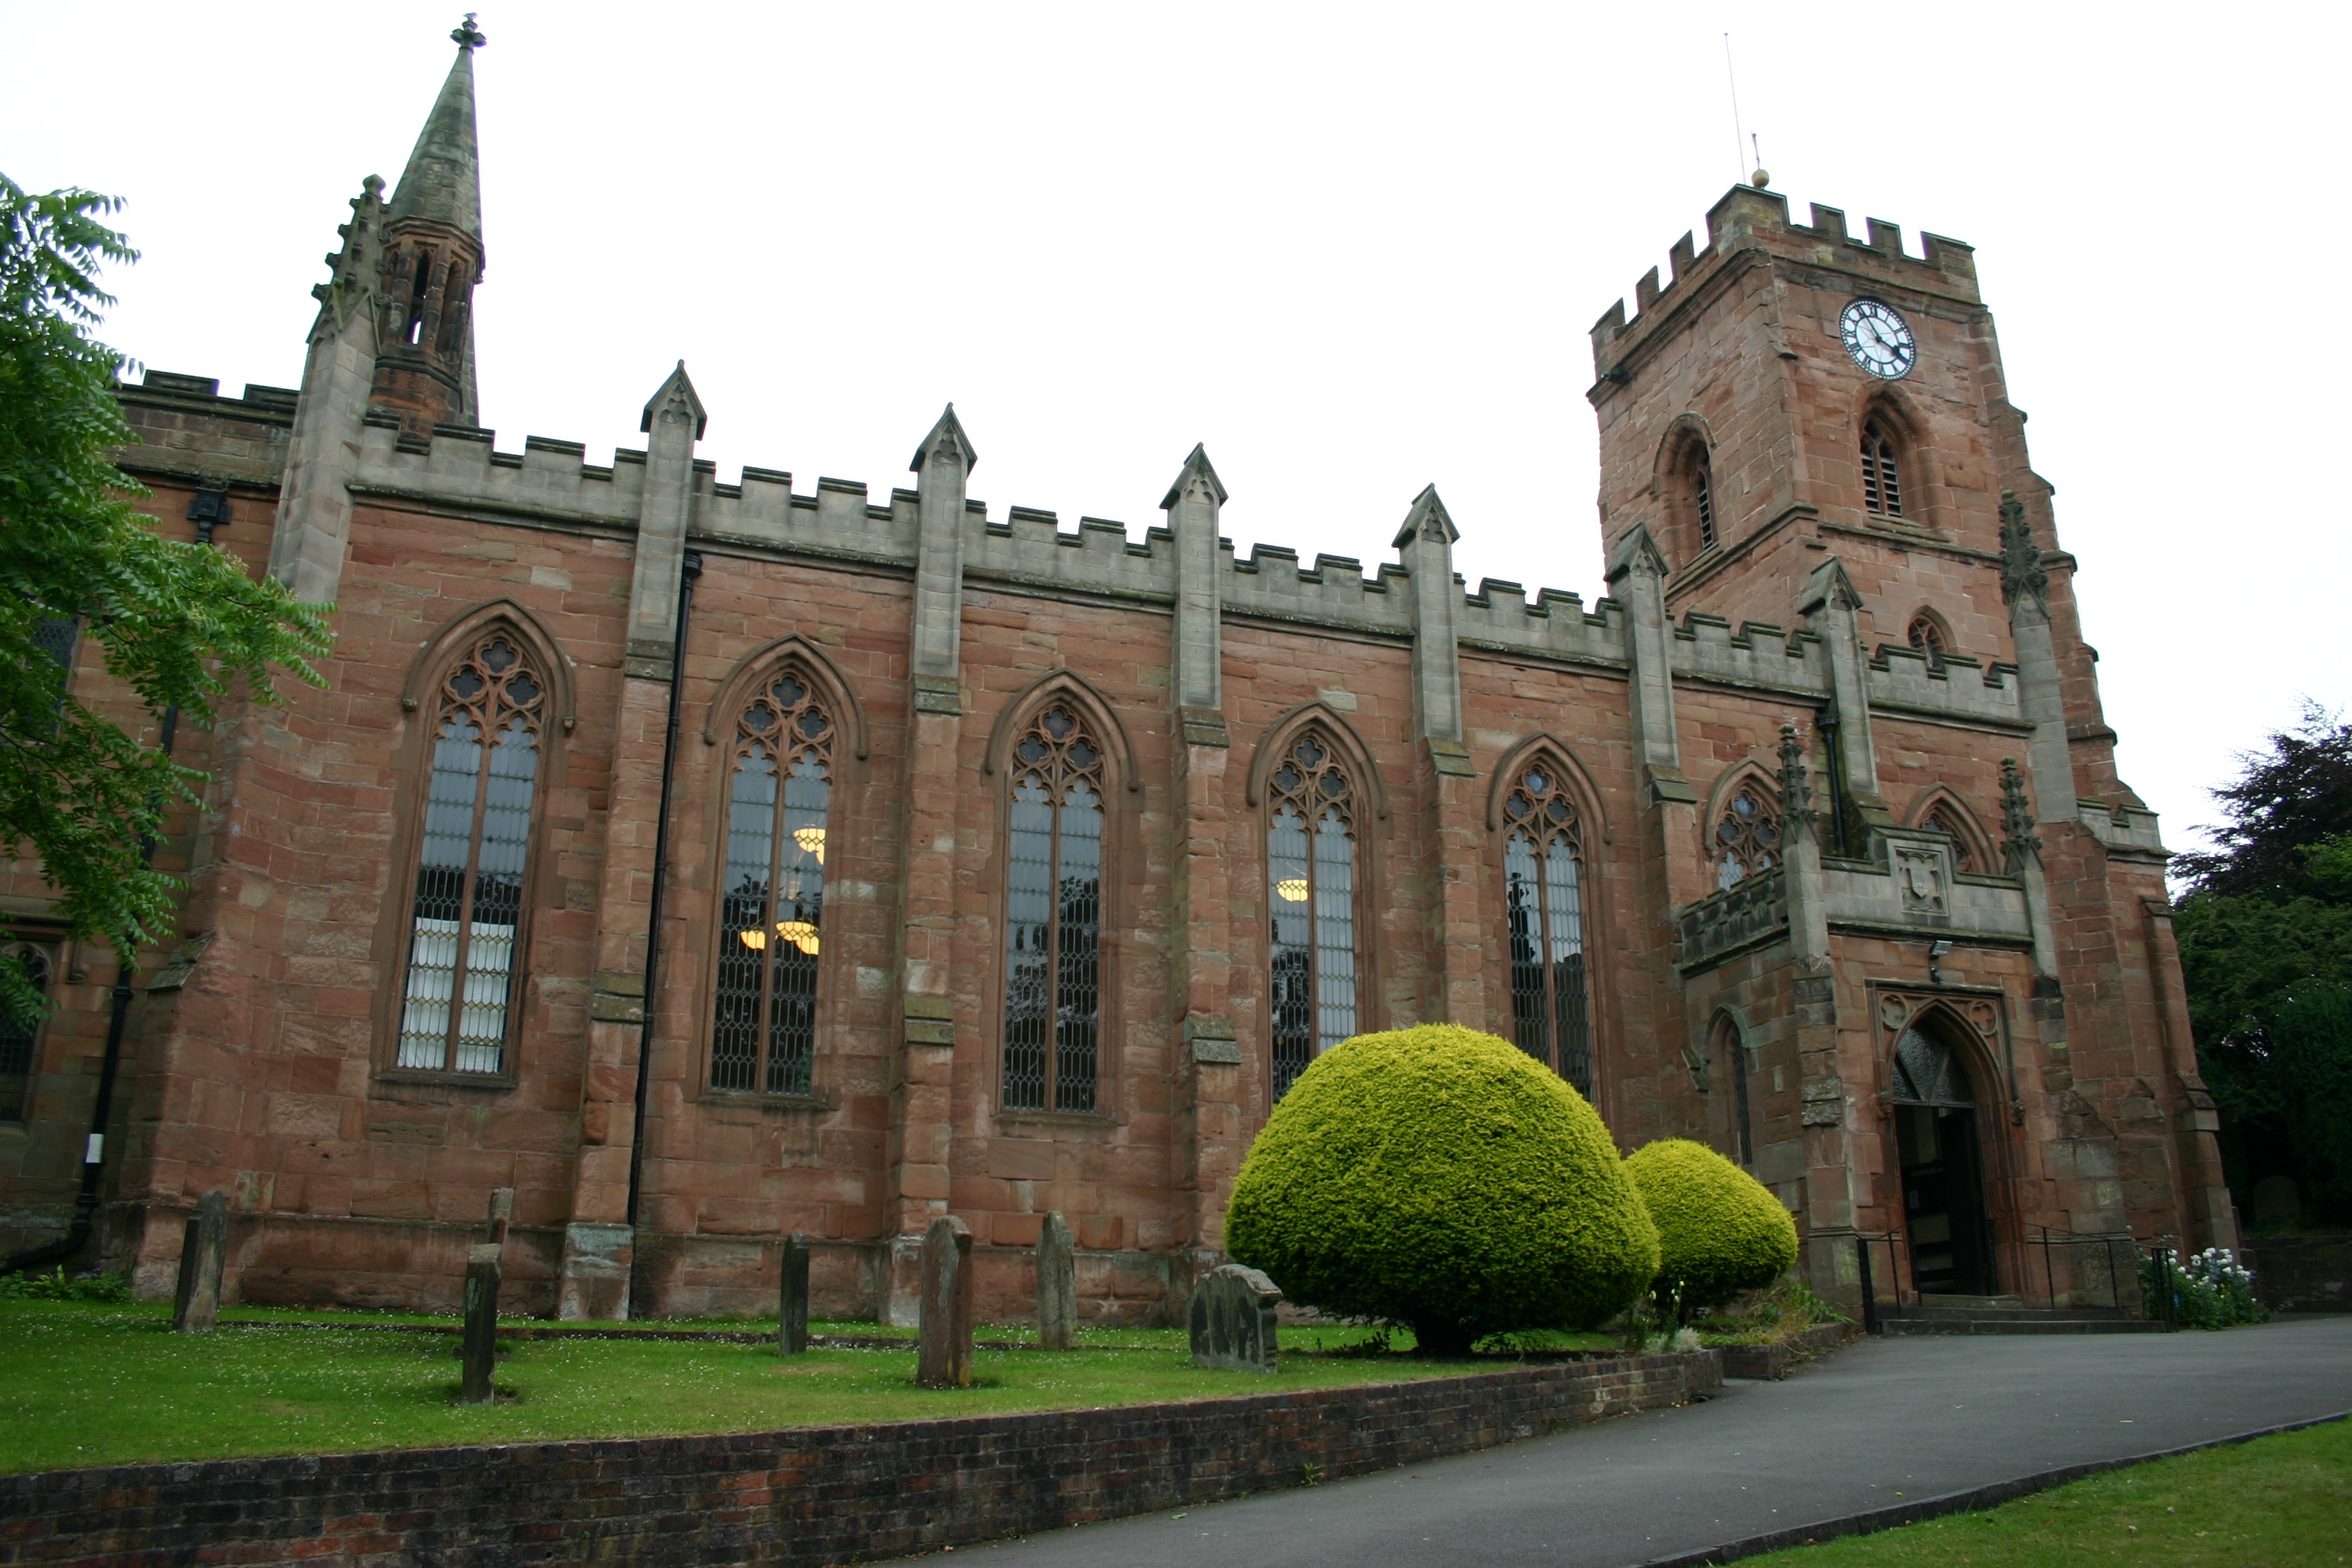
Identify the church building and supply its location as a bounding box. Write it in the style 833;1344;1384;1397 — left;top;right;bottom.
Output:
0;24;2236;1322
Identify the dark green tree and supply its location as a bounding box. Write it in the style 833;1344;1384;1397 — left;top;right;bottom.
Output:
0;176;330;1022
2172;704;2352;1226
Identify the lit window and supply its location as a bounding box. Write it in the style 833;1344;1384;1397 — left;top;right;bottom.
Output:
397;632;543;1074
1502;765;1592;1096
1908;615;1947;673
1861;422;1903;516
0;944;51;1121
1712;783;1782;891
713;668;834;1096
1002;707;1105;1112
1268;733;1357;1096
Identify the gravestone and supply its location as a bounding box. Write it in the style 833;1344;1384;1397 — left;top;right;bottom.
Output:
1189;1263;1282;1373
483;1187;514;1248
779;1233;811;1355
170;1189;229;1334
1035;1211;1076;1350
915;1215;974;1388
459;1242;501;1404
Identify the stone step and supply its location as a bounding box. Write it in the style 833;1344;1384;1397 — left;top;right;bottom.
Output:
1877;1315;2166;1335
1884;1303;2135;1322
1919;1293;2027;1308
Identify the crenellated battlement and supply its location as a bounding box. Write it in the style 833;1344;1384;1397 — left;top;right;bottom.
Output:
1590;185;1979;374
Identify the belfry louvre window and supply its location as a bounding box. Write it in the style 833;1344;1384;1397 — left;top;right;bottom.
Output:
397;632;543;1075
1712;783;1782;891
1001;707;1105;1113
1861;423;1903;515
1501;766;1593;1095
0;944;51;1121
713;668;834;1096
1693;457;1717;549
1268;733;1358;1097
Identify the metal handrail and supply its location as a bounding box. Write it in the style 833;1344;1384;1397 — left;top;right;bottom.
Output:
1852;1230;1915;1335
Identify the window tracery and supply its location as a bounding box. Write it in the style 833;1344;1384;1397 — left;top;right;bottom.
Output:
1712;781;1782;891
1501;763;1592;1095
397;630;543;1075
1002;706;1105;1113
1922;804;1977;873
1908;615;1947;673
713;667;834;1096
1861;421;1903;516
1267;732;1357;1098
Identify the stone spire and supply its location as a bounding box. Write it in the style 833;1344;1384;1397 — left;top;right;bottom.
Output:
370;18;489;436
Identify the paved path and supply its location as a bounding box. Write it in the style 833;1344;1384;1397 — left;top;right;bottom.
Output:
929;1317;2352;1568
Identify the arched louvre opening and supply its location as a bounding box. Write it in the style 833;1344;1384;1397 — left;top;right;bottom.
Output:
713;668;835;1096
397;632;544;1074
1861;422;1903;515
1267;733;1357;1098
0;944;52;1121
1501;763;1592;1096
1001;706;1105;1113
1693;454;1717;549
1712;782;1782;892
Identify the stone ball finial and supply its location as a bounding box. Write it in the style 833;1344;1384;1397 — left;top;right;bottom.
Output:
1750;168;1771;189
452;12;487;47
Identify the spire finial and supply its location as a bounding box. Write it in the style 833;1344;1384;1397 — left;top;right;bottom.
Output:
452;12;485;48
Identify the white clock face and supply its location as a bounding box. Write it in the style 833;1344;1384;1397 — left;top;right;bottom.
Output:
1840;299;1916;379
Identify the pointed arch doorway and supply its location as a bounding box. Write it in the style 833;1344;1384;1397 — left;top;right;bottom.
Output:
1892;1021;1998;1295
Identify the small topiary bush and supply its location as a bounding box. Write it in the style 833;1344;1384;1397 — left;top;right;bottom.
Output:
1623;1138;1798;1322
1223;1024;1661;1357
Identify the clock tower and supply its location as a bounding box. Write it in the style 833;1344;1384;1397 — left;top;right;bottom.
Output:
1588;184;2237;1265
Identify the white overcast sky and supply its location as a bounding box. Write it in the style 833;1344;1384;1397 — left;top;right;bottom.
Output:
6;2;2347;861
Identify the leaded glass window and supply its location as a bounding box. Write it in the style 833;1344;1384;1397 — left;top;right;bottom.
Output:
1268;733;1357;1097
0;944;51;1121
1001;706;1104;1112
397;632;543;1075
713;668;834;1096
1907;615;1946;673
1713;782;1782;891
1922;805;1975;873
1501;763;1592;1095
1892;1026;1973;1106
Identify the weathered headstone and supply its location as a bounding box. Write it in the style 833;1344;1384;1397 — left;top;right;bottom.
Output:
459;1242;501;1404
1035;1211;1076;1350
170;1189;229;1334
779;1232;811;1355
915;1214;974;1388
483;1186;514;1248
1189;1263;1282;1372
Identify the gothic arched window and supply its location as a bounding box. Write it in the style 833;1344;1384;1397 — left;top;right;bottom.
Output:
397;630;544;1075
1268;732;1358;1097
1002;706;1105;1112
713;668;834;1096
1861;422;1903;516
1908;614;1947;673
1502;764;1592;1096
1922;804;1977;874
0;944;52;1121
1712;782;1782;891
1713;1014;1754;1167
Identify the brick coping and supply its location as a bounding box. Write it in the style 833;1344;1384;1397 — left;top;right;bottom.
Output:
0;1348;1720;1568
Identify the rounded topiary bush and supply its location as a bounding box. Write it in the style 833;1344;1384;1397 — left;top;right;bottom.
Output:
1223;1024;1661;1356
1622;1138;1798;1315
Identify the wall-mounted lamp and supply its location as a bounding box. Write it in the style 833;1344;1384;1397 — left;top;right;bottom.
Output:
1928;939;1954;985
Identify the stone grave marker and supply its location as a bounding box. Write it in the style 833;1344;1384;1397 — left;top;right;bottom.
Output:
1035;1211;1076;1350
459;1242;501;1404
170;1189;228;1334
779;1233;811;1355
1189;1263;1282;1372
483;1186;514;1247
916;1214;974;1388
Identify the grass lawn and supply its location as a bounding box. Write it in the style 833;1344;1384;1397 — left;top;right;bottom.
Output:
0;1299;1607;1475
1740;1417;2350;1567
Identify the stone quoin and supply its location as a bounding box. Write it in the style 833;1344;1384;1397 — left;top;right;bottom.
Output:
0;20;2234;1325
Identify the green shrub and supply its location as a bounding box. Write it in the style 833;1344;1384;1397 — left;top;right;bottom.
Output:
0;1266;131;1302
1623;1138;1798;1320
1223;1024;1660;1356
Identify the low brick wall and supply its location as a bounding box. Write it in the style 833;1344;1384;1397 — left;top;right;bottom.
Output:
0;1351;1717;1567
1717;1321;1854;1380
2244;1235;2351;1313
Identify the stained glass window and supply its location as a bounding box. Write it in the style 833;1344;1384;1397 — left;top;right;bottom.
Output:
1001;707;1104;1112
1502;764;1592;1095
1713;783;1782;891
1268;733;1357;1098
713;668;834;1096
0;945;51;1121
396;632;543;1075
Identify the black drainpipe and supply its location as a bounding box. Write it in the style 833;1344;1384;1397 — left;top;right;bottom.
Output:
2;490;227;1276
623;550;702;1255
